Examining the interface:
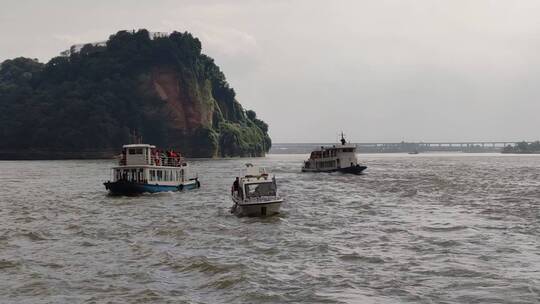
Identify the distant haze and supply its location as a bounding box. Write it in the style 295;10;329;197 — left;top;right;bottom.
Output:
1;0;539;143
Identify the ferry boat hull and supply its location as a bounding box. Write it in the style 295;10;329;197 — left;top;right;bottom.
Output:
104;179;199;195
231;196;283;216
302;164;367;174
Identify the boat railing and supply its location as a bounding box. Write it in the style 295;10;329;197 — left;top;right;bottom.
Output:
117;155;186;167
150;155;185;167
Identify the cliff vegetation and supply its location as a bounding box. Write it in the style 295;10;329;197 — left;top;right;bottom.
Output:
0;29;271;158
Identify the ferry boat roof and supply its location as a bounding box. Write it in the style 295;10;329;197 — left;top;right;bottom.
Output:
316;143;356;150
122;144;156;149
313;133;357;151
111;164;186;169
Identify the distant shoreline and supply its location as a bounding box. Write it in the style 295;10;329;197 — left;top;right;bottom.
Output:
501;151;540;154
0;150;116;160
2;147;539;160
0;150;269;160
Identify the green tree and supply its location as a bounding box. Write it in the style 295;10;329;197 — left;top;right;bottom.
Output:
0;29;271;158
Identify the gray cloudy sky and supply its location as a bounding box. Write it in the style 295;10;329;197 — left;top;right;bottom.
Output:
1;0;539;142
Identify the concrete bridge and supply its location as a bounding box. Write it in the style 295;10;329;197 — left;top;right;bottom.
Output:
270;141;535;154
355;141;520;153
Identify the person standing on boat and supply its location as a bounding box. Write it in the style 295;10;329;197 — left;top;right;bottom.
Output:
170;150;177;166
232;177;240;196
154;149;161;166
160;150;167;166
176;151;182;166
120;149;126;165
165;149;172;166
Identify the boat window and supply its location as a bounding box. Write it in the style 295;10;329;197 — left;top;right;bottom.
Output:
128;148;143;154
157;170;163;181
150;170;156;181
245;182;276;198
343;148;354;152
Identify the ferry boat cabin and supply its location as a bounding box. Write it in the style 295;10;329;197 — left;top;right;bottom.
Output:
303;145;358;171
104;144;199;194
112;144;190;185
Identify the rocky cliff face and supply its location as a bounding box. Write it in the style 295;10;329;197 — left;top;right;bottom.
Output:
151;67;214;130
0;30;271;159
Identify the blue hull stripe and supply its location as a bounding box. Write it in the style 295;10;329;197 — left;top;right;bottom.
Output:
104;180;199;195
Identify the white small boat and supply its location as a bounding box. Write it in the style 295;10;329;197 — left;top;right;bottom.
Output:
230;164;283;216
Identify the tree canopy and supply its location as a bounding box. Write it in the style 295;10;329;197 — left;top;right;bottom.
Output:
0;29;271;158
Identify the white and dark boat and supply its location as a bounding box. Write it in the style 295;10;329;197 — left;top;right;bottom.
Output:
301;133;367;174
230;164;283;216
104;144;200;195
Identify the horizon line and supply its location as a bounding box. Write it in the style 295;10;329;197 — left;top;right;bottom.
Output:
272;140;539;144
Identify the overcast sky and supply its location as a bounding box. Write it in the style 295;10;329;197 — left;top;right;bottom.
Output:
1;0;539;142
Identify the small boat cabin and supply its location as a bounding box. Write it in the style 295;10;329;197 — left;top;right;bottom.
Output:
234;164;277;200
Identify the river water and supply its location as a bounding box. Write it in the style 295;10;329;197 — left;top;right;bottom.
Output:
1;153;539;303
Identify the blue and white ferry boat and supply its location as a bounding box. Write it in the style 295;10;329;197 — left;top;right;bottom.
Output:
104;144;200;195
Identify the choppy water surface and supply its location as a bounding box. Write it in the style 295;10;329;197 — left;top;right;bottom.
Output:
1;154;539;303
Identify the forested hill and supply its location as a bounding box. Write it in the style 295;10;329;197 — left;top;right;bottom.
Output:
0;29;271;159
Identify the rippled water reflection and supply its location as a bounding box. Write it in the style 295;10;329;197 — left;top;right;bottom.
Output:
1;154;539;303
